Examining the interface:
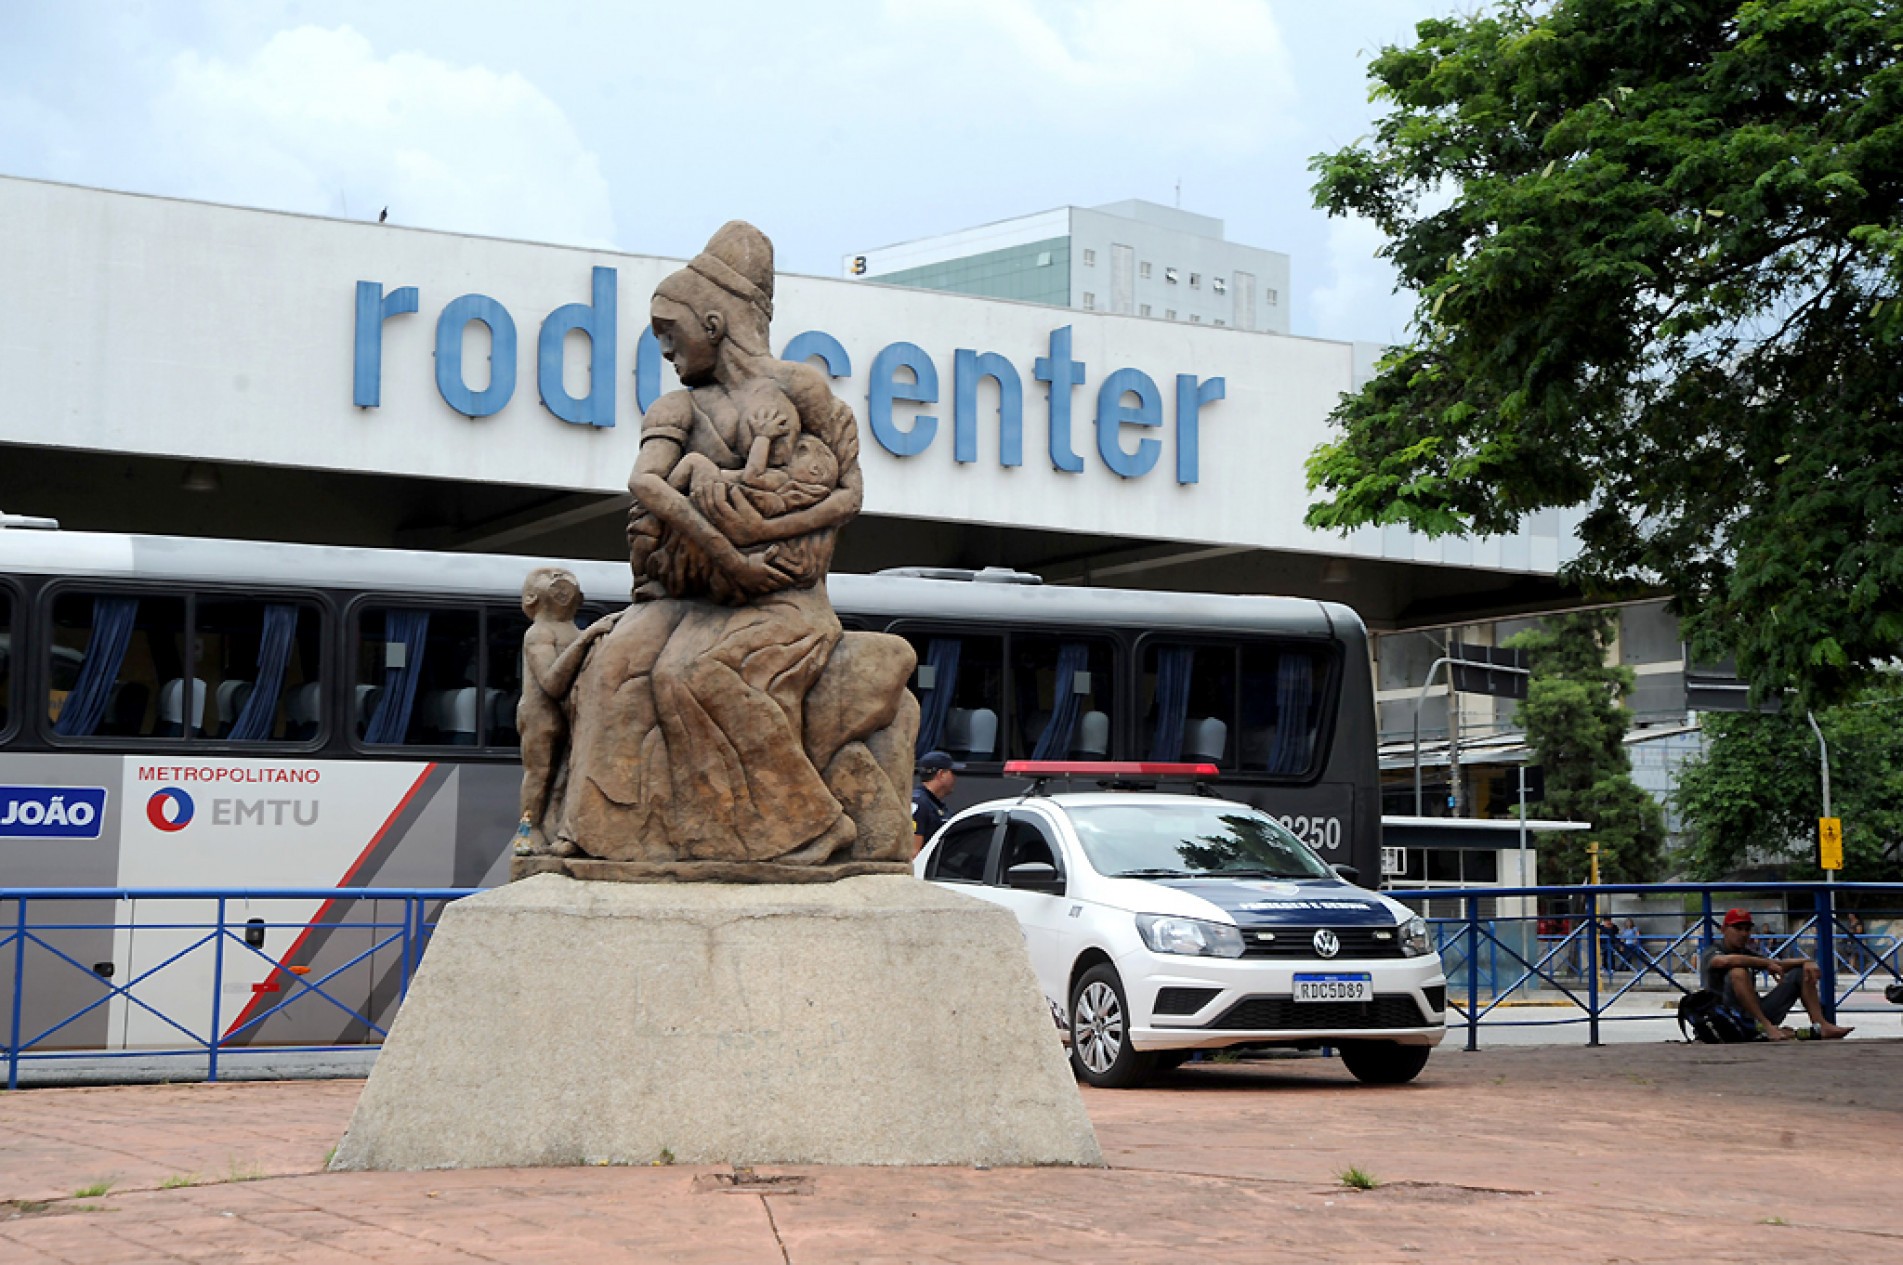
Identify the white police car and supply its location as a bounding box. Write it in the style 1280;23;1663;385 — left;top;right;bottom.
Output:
914;762;1447;1088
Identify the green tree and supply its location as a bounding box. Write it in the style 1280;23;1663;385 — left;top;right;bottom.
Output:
1508;612;1665;882
1675;682;1903;879
1306;0;1903;710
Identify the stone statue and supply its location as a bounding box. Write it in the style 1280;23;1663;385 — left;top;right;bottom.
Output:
513;221;919;882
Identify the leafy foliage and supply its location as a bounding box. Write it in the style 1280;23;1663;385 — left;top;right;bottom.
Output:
1509;612;1664;882
1675;681;1903;879
1307;0;1903;709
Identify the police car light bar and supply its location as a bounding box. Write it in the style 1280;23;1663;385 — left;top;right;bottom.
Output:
1002;761;1220;779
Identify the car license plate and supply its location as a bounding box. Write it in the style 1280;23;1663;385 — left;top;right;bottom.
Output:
1293;973;1372;1003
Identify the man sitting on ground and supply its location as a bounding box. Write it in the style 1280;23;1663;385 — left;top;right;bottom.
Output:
1704;908;1854;1041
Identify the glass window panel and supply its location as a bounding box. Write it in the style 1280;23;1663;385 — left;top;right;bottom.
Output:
354;606;481;746
901;631;1004;762
1239;644;1330;776
927;817;995;883
484;606;530;749
49;591;187;739
194;598;321;742
1007;634;1115;760
1139;642;1234;764
0;589;11;733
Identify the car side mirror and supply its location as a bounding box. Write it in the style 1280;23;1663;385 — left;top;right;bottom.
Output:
1331;864;1361;884
1003;861;1065;895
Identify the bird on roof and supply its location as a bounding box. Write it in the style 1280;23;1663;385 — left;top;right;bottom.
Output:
378;207;388;223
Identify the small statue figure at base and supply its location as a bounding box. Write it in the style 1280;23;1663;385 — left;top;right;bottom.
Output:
516;567;615;854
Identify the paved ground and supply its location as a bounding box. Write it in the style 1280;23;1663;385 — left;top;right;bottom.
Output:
4;1038;1900;1263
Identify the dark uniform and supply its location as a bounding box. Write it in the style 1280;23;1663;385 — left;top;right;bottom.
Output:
910;750;963;847
911;784;948;844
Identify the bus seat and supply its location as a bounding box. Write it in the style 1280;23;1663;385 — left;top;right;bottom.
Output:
942;708;972;755
486;688;519;745
960;707;998;760
444;687;479;745
354;683;384;735
157;678;208;737
1071;709;1110;759
102;681;150;736
1185;715;1228;763
214;679;253;737
286;681;322;740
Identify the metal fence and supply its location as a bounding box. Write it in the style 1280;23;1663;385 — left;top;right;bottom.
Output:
2;887;478;1088
7;881;1902;1086
1402;880;1903;1049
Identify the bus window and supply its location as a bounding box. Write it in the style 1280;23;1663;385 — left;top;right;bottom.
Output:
1008;635;1116;760
902;631;1004;763
0;589;11;734
1239;645;1329;776
483;605;530;748
1141;642;1236;765
194;599;323;742
354;606;481;745
48;591;188;739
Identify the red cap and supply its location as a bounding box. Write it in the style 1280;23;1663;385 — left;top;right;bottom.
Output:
1722;908;1755;928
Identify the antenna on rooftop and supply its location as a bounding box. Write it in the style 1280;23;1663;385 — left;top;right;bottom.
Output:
1175;178;1181;208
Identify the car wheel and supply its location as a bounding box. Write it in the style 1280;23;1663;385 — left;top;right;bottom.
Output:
1069;964;1157;1088
1338;1040;1431;1085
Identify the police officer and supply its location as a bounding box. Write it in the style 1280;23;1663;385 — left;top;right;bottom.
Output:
911;750;963;855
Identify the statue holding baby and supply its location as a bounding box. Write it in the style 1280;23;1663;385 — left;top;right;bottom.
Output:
512;221;920;882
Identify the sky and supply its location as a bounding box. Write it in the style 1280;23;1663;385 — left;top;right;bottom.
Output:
0;0;1455;346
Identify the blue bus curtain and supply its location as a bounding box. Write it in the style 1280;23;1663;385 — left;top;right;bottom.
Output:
363;610;431;744
1146;645;1195;761
227;604;300;742
1265;653;1314;774
913;637;962;757
52;596;139;737
1031;642;1092;760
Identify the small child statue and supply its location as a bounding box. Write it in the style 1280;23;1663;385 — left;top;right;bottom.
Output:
516;566;616;854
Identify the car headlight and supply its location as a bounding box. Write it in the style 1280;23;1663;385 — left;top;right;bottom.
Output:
1135;914;1245;958
1398;915;1431;958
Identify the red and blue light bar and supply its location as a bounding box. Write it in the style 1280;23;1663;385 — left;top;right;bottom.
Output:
1002;761;1220;779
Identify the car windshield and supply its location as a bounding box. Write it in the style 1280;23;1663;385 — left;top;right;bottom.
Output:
1065;801;1335;880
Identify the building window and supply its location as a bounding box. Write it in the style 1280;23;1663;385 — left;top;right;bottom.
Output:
1190;314;1201;323
1165;309;1177;320
1213;277;1227;294
1214;319;1226;327
1082;292;1096;311
1140;303;1152;317
1036;251;1052;267
1140;261;1153;279
1082;249;1096;267
1164;267;1179;284
1266;288;1279;306
1189;273;1201;289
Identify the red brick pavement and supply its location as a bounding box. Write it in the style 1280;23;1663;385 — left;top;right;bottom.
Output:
3;1040;1900;1263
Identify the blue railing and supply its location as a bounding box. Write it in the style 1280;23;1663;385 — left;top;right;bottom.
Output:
1401;881;1903;1049
2;887;479;1088
7;881;1901;1083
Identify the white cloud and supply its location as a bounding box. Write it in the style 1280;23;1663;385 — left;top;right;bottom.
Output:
150;25;615;246
1307;212;1417;346
879;0;1297;153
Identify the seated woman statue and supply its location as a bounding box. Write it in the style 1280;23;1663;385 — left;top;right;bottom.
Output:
557;221;876;867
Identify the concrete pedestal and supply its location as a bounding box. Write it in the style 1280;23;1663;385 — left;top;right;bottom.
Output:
329;873;1102;1170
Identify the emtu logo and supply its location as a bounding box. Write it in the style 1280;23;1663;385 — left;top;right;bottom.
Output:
146;787;195;832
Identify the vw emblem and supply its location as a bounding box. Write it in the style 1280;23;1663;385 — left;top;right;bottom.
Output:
1312;929;1341;958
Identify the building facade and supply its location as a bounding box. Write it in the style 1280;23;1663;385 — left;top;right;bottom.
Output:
843;200;1292;334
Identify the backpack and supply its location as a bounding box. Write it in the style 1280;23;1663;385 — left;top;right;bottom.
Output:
1676;989;1760;1044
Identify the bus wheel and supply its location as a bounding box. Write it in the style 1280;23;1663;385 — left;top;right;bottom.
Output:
1339;1040;1431;1085
1069;965;1156;1089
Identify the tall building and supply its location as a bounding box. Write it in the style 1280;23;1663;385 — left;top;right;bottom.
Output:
842;200;1291;334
